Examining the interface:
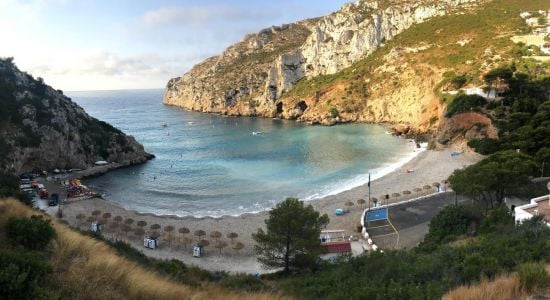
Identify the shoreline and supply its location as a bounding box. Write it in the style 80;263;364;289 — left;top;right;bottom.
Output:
56;147;482;273
97;139;426;219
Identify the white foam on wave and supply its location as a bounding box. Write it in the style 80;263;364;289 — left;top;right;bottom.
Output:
302;142;428;201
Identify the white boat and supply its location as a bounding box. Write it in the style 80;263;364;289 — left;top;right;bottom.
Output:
252;131;262;135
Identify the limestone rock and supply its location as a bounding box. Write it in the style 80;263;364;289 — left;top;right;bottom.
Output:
163;0;482;129
0;58;153;174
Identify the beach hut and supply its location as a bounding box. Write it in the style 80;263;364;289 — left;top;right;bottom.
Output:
144;236;159;249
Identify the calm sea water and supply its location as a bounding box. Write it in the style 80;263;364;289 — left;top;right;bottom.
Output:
67;89;415;217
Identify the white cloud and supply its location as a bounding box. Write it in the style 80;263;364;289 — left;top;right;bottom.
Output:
142;5;282;27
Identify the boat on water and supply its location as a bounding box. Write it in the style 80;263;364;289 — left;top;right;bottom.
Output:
252;131;262;135
162;124;168;128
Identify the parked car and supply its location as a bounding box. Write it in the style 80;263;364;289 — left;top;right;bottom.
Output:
48;193;59;206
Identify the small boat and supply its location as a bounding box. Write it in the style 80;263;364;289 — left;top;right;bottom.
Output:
188;121;194;125
162;124;168;128
252;131;262;135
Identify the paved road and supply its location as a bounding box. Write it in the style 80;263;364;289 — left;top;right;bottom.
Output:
366;192;470;249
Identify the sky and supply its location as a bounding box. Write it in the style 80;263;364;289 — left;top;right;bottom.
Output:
0;0;350;91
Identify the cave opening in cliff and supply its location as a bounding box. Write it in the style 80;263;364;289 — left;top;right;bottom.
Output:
276;102;283;114
296;101;307;112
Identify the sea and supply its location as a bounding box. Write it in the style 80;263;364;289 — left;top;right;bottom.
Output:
67;89;420;217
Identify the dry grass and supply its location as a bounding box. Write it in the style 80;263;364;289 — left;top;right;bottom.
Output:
0;199;286;300
443;275;525;300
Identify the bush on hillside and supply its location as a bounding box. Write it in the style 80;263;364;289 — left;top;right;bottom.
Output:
7;215;55;251
445;94;487;117
419;204;483;250
517;262;550;292
0;249;54;299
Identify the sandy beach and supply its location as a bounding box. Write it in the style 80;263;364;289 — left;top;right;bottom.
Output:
54;147;482;273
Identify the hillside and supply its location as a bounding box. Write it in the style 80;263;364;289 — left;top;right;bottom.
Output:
0;58;153;174
163;0;482;127
164;0;550;134
0;198;279;299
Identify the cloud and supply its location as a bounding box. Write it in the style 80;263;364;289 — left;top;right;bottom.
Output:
142;5;282;28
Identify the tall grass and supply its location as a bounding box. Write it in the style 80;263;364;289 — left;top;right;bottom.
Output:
443;275;524;300
0;199;284;300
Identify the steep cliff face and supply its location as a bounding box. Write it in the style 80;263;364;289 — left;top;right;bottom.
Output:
0;58;153;174
164;0;482;128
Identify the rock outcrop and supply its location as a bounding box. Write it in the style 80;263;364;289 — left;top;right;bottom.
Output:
164;0;482;129
0;58;153;174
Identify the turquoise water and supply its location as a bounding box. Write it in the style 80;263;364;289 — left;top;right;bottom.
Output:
67;89;414;217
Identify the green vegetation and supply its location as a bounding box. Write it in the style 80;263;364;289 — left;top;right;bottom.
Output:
445;93;487;117
449;151;538;212
0;171;22;200
517;262;550;292
253;197;329;272
280;209;550;299
0;214;56;299
7;215;56;251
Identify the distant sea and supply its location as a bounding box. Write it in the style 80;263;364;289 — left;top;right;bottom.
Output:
67;89;417;217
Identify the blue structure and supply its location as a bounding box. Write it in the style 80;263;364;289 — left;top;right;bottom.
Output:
365;207;389;222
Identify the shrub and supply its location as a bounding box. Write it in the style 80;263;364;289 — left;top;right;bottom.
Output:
420;204;482;249
0;249;54;299
445;94;487;117
7;215;56;250
467;138;500;155
517;262;549;292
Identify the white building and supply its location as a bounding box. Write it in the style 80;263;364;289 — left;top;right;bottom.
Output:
514;195;550;227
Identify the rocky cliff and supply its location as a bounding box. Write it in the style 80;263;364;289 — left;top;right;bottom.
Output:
164;0;482;128
0;58;153;174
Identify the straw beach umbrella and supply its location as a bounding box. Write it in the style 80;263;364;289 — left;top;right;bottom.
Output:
120;224;132;237
180;236;193;249
227;232;238;243
423;185;432;191
178;227;190;241
150;224;161;233
345;201;354;208
215;240;228;254
102;213;111;224
137;220;147;231
403;190;412;197
86;216;95;225
133;228;145;239
357;199;366;210
124;219;134;229
164;225;175;247
113;216;123;224
392;193;400;201
194;230;206;241
413;187;422;195
233;242;244;254
199;240;210;252
371;197;378;208
76;213;86;226
210;231;222;241
92;210;101;221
